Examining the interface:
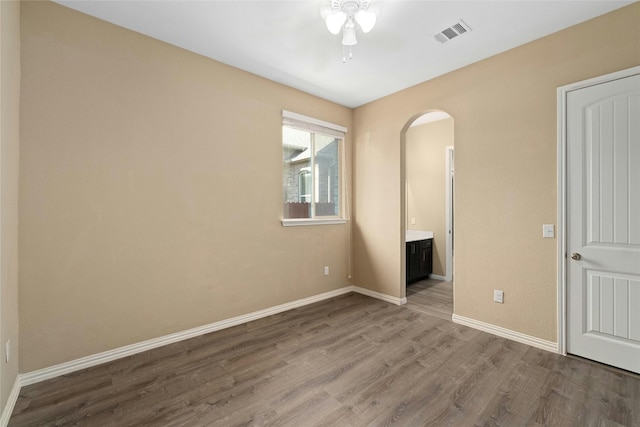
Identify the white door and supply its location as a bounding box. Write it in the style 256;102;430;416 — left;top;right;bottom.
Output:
567;71;640;374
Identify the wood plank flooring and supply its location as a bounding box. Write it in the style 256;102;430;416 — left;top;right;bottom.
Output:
406;279;453;320
10;293;640;426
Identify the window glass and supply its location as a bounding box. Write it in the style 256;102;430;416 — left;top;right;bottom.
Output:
282;125;342;220
313;134;339;217
299;169;311;203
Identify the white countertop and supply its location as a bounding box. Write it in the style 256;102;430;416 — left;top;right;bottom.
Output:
406;230;433;242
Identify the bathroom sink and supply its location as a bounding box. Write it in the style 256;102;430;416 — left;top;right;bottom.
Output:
406;230;434;242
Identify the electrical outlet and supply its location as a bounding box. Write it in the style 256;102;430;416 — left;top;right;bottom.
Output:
411;217;416;225
494;290;504;304
5;340;9;363
324;266;329;276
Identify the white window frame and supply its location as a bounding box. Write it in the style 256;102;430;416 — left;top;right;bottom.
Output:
282;110;347;227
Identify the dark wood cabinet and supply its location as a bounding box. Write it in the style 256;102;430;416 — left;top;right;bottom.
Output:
406;238;432;284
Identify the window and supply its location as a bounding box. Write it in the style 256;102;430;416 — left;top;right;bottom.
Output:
282;111;346;225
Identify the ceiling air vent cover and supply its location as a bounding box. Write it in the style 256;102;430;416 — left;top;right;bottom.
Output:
434;20;472;43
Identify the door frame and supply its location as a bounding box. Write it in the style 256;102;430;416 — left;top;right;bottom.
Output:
556;65;640;356
445;146;454;282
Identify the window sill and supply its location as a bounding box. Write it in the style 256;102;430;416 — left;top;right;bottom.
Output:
281;218;348;227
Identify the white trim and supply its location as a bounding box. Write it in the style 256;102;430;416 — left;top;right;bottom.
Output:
557;79;568;356
445;145;454;283
18;285;405;387
452;314;559;354
429;274;446;281
0;376;20;427
282;110;347;134
556;66;640;357
352;286;407;305
281;218;347;227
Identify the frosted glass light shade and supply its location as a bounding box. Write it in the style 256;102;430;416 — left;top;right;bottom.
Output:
342;25;357;46
355;10;376;33
325;11;347;34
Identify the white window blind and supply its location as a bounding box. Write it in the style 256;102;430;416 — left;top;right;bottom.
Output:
282;110;347;139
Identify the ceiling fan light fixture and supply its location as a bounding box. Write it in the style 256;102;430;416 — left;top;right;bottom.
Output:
342;21;358;46
324;0;376;60
355;9;376;33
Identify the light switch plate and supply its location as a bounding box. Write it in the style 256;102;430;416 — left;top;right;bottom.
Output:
543;224;555;238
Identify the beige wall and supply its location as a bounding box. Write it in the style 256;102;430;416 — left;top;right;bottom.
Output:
353;3;640;342
19;1;353;372
0;0;21;412
406;118;453;277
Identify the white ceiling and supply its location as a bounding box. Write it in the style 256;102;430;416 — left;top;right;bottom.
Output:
54;0;636;108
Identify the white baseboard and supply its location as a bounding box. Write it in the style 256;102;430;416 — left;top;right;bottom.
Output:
352;286;407;305
452;314;559;354
20;286;355;386
0;376;21;427
16;284;406;393
430;274;446;281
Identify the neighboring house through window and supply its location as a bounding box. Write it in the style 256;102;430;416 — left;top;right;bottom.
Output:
282;111;346;225
298;169;311;203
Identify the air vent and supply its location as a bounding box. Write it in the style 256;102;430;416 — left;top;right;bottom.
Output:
433;20;472;44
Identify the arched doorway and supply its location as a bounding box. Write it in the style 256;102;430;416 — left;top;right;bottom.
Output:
401;111;454;318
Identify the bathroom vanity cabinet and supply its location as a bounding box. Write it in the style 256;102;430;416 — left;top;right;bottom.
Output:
405;231;433;284
406;238;432;284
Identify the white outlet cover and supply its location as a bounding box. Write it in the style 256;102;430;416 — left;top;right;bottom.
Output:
493;290;504;303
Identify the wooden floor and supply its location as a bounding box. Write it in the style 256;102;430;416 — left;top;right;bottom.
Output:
406;279;453;320
10;293;640;426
